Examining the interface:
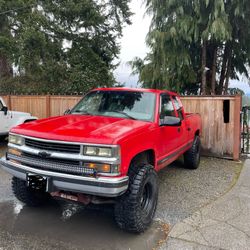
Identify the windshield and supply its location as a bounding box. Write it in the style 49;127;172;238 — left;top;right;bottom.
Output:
71;90;156;122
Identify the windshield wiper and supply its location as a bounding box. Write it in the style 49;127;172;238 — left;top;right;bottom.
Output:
111;110;137;120
72;110;92;115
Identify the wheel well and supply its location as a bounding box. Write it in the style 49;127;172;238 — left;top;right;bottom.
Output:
130;150;155;168
195;130;200;136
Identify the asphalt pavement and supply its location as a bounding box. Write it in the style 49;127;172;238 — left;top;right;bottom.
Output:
0;142;243;249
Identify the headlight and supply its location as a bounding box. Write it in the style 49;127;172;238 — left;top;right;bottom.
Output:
84;146;112;157
99;147;112;157
9;135;24;145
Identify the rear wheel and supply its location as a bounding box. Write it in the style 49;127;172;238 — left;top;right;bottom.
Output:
184;136;201;169
114;164;158;233
12;177;51;206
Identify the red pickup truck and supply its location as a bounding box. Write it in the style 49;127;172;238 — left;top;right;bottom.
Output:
0;88;201;233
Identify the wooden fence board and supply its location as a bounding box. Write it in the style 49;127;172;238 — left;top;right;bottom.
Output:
9;96;48;119
180;96;241;159
50;96;81;117
1;95;10;108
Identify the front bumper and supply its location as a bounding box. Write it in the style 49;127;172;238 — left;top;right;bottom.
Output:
0;157;129;197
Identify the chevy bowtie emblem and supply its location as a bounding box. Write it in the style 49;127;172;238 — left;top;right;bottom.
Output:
38;151;51;158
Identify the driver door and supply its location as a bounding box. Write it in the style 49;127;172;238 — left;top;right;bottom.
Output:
156;94;182;168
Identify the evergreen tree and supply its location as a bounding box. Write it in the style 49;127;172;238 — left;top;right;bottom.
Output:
130;0;250;95
0;0;132;94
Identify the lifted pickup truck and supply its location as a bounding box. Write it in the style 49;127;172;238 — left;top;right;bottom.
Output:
0;88;201;233
0;97;37;139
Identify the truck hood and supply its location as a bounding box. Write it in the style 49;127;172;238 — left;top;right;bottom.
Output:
11;115;153;144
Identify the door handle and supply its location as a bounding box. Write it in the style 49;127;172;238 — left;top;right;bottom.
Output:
187;128;191;131
177;128;181;132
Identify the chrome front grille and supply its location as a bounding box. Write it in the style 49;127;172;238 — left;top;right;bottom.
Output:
7;153;94;176
25;138;81;154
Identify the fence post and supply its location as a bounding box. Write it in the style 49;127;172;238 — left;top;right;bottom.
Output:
46;95;51;117
7;95;12;110
233;95;242;160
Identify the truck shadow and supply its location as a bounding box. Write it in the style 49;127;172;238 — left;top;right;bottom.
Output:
167;158;187;170
0;140;7;147
0;200;168;250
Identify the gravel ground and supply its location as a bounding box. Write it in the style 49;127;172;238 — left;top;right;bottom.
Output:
156;157;242;225
0;142;243;249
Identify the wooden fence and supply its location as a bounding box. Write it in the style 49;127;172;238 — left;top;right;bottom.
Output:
181;96;241;160
2;95;81;118
1;94;242;160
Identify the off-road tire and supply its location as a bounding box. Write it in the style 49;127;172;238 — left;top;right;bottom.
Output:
114;164;158;233
12;177;51;206
184;136;201;169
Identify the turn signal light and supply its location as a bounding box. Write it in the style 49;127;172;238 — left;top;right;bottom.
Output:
84;163;111;173
8;148;22;156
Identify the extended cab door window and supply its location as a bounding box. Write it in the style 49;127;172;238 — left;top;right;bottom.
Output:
172;96;189;147
172;96;184;120
0;100;3;110
160;95;176;121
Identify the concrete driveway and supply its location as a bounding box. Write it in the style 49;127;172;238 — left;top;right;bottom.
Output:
0;142;242;250
163;160;250;249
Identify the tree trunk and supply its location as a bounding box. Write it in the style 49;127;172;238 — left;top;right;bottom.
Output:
0;17;12;78
224;55;232;95
201;40;207;95
211;46;217;95
0;54;12;78
218;43;229;94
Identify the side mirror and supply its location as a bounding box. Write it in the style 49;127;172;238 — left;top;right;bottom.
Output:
160;116;181;126
1;106;8;115
64;109;71;115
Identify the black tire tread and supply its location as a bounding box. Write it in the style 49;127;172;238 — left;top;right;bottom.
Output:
115;164;158;233
12;177;51;206
184;136;201;169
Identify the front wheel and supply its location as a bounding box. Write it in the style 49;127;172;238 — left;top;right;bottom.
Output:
184;136;201;169
114;164;158;233
12;177;51;206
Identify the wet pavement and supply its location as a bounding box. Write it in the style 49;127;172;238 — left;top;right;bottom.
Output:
0;143;168;250
0;201;168;250
0;142;242;249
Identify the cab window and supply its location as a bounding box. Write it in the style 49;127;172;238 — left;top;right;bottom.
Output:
0;100;3;110
172;96;184;120
160;95;175;119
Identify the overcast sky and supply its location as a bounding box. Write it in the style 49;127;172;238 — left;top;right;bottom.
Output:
114;0;250;94
114;0;150;88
